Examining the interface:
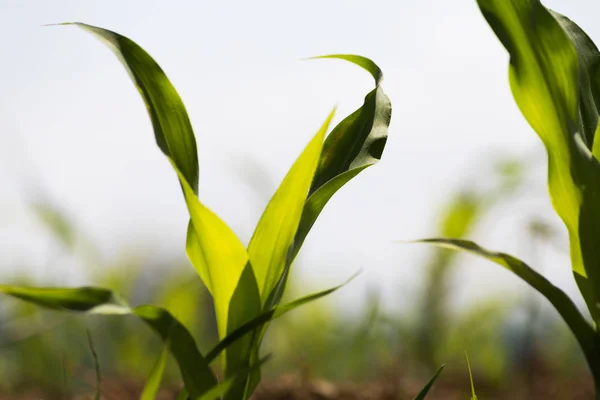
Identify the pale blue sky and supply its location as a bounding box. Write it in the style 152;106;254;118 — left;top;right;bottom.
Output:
0;0;597;314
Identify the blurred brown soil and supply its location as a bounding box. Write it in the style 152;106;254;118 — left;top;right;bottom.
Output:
0;372;594;400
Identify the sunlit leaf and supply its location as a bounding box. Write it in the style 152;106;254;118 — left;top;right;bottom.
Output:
268;56;391;309
248;110;334;300
477;0;600;323
413;365;445;400
416;238;600;380
176;166;249;340
72;24;260;376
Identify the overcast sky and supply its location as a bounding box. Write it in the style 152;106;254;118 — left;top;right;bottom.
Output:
1;0;598;315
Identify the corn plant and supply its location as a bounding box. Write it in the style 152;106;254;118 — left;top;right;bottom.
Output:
1;23;392;399
419;0;600;396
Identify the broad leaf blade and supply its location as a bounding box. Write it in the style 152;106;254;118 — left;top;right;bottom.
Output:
476;0;600;322
140;344;169;400
413;365;445;400
71;21;262;387
72;22;251;344
417;238;600;380
248;110;334;300
73;22;199;192
270;56;391;309
288;56;391;264
0;285;218;398
0;285;116;312
175;166;249;339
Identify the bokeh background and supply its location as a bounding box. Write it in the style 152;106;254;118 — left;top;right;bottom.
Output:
0;0;598;398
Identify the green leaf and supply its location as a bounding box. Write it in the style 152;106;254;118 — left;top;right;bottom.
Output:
69;20;261;390
465;352;477;400
288;56;390;263
311;54;383;85
0;285;218;398
416;238;600;381
270;56;391;308
248;110;334;301
176;165;250;340
413;365;445;400
140;344;169;400
31;202;76;250
205;272;359;363
476;0;600;323
224;263;261;378
0;285;117;312
70;21;250;344
71;22;199;192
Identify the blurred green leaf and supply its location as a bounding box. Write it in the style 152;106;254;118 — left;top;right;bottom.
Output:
416;238;600;380
465;352;478;400
0;285;117;312
440;193;480;238
0;285;218;398
140;344;168;400
31;203;76;249
413;365;445;400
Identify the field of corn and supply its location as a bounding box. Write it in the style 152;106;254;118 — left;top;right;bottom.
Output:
3;0;600;399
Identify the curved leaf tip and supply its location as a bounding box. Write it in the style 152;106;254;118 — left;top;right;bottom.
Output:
310;54;383;85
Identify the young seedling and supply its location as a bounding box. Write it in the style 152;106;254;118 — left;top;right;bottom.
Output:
418;0;600;397
0;23;391;399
